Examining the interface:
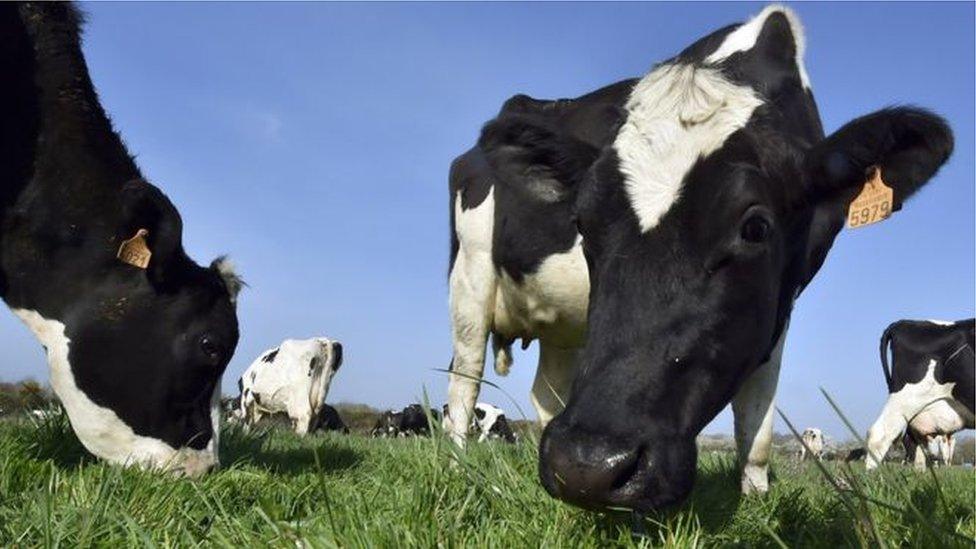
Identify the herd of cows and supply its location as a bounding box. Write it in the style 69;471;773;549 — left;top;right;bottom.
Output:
0;3;972;514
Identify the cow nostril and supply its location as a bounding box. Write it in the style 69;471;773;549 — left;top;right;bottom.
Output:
609;446;643;491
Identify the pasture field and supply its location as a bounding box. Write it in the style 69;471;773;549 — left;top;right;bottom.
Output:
0;416;973;548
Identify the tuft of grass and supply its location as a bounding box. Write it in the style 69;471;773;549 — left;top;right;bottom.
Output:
0;414;972;548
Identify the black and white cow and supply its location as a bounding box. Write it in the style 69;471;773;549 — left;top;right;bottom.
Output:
446;6;953;511
0;4;242;475
372;405;440;437
865;319;974;469
239;338;343;435
443;402;518;443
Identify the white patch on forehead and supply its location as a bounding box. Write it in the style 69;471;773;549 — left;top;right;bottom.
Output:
13;308;216;476
705;5;811;90
614;64;763;233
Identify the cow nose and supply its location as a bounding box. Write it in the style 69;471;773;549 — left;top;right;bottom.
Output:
331;341;343;367
539;417;696;512
539;420;642;510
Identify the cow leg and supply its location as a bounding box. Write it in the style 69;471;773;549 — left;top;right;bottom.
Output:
732;327;786;495
447;197;496;447
946;435;955;465
914;440;928;471
531;343;580;426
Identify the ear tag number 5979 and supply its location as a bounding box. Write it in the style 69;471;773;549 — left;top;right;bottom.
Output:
847;167;894;229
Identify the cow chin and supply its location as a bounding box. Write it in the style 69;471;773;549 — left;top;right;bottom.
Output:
539;419;697;512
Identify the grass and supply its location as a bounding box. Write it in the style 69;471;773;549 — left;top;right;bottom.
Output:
0;415;972;548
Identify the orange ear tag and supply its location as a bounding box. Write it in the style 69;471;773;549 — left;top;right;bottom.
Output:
846;167;894;229
117;228;152;269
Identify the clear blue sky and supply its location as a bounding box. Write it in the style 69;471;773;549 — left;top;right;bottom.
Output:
1;3;972;440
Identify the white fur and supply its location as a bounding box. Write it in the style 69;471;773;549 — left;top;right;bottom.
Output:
13;308;217;476
239;337;341;435
615;64;763;233
733;324;787;494
705;5;811;90
865;359;972;469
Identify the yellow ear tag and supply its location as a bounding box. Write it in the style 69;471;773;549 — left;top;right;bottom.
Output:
117;228;152;269
846;167;894;229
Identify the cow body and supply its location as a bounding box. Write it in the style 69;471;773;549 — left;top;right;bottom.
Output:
866;319;974;469
799;428;824;461
473;403;517;443
0;3;241;475
448;5;952;512
239;338;343;435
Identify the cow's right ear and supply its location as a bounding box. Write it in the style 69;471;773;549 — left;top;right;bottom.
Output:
118;179;187;287
479;114;600;195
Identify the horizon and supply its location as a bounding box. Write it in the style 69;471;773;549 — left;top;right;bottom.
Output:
0;2;973;443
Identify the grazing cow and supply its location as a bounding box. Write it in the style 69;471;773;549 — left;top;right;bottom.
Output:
442;402;518;443
311;404;349;434
239;338;343;435
799;428;824;461
0;4;242;476
473;403;517;443
865;319;974;470
372;405;440;437
446;5;952;511
371;410;403;438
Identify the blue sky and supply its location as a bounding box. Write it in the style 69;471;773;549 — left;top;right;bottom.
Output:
1;2;972;440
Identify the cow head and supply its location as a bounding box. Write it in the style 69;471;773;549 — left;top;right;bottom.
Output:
2;3;243;476
536;7;952;511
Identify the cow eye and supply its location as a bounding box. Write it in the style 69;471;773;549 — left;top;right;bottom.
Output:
740;214;771;243
199;335;221;362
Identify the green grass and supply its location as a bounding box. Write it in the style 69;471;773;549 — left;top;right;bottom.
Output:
0;416;972;548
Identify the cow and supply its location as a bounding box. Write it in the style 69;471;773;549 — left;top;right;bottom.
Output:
371;410;403;438
445;5;953;512
310;404;349;434
442;402;518;443
239;338;343;435
372;405;440;437
865;319;974;470
798;428;824;461
0;3;242;476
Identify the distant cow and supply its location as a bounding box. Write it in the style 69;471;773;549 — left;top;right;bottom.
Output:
371;410;403;438
866;319;974;469
371;405;440;437
1;3;242;476
310;404;349;434
442;402;517;443
799;428;825;461
239;338;343;435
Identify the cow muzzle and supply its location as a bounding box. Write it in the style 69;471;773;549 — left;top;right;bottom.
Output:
538;418;696;512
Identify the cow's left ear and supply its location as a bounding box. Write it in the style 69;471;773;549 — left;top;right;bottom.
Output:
798;107;953;288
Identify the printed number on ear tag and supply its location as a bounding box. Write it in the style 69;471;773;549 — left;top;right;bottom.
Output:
846;167;894;229
117;229;152;269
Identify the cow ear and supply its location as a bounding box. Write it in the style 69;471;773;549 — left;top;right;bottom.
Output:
805;107;953;205
118;179;187;287
210;256;244;305
798;107;953;288
479;114;599;195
